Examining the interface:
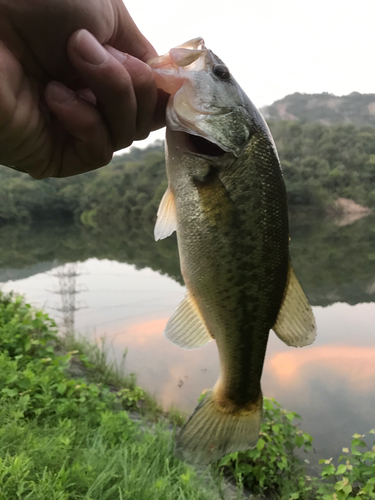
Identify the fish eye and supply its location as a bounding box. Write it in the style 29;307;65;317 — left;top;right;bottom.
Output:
213;64;230;80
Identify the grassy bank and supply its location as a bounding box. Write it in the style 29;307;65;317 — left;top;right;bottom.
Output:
0;292;374;499
0;292;220;499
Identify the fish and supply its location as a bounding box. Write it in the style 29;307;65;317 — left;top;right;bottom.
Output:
148;38;316;465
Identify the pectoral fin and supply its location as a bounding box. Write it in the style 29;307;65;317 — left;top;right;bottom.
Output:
154;186;177;241
272;263;316;347
164;292;213;350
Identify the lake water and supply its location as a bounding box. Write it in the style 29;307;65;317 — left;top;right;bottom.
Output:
0;212;374;467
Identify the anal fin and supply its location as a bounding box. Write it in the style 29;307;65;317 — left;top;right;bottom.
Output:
272;263;316;347
164;291;213;350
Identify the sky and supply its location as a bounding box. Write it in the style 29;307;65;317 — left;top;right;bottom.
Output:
123;0;375;149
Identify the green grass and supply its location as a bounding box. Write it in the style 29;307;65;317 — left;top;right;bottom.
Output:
0;292;220;499
62;331;136;388
1;291;374;499
60;332;165;421
0;407;218;499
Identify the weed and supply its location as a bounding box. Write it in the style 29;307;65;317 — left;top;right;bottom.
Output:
217;398;314;498
316;431;375;499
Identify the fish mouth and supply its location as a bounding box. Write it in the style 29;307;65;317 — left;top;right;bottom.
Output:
186;133;227;157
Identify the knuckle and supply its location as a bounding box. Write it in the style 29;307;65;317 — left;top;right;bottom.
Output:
133;64;155;90
113;132;134;151
0;90;15;132
83;118;100;137
80;137;113;168
82;133;114;168
95;146;113;167
0;47;20;128
31;170;49;180
29;162;57;179
135;129;150;141
101;64;134;98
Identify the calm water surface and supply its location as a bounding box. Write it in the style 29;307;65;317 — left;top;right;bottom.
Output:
0;213;374;465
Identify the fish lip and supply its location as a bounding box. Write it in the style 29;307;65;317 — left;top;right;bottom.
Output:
166;97;238;157
166;98;232;156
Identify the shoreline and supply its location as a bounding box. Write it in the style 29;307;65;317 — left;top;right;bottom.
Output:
0;291;373;499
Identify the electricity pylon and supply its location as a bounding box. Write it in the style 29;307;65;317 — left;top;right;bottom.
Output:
48;263;87;334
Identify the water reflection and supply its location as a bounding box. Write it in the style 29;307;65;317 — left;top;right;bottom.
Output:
1;212;375;306
0;214;374;464
270;345;375;390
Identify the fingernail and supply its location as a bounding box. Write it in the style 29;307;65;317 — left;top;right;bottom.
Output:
75;29;109;65
47;81;75;103
105;45;128;64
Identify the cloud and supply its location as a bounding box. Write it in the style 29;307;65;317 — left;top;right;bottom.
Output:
269;345;375;392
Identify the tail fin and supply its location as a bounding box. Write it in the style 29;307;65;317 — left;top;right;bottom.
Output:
175;390;262;465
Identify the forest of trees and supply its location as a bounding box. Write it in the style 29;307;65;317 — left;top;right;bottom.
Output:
0;141;166;226
1;117;375;226
270;120;375;208
2;95;375;307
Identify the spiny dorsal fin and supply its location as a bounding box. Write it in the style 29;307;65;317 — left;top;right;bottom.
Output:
164;291;213;350
154;186;177;241
272;263;316;347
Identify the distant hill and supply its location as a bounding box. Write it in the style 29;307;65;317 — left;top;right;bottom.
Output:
261;92;375;127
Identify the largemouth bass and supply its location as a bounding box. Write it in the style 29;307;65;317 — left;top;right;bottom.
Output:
148;38;316;465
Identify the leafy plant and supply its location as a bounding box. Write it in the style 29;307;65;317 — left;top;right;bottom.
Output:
217;398;313;498
216;400;375;499
316;431;375;499
0;291;57;363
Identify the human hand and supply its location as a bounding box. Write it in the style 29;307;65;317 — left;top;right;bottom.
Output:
0;0;167;178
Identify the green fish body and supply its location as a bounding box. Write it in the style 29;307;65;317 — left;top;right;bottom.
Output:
148;39;316;464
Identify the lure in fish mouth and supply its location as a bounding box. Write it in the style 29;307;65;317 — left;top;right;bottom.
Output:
148;39;316;465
